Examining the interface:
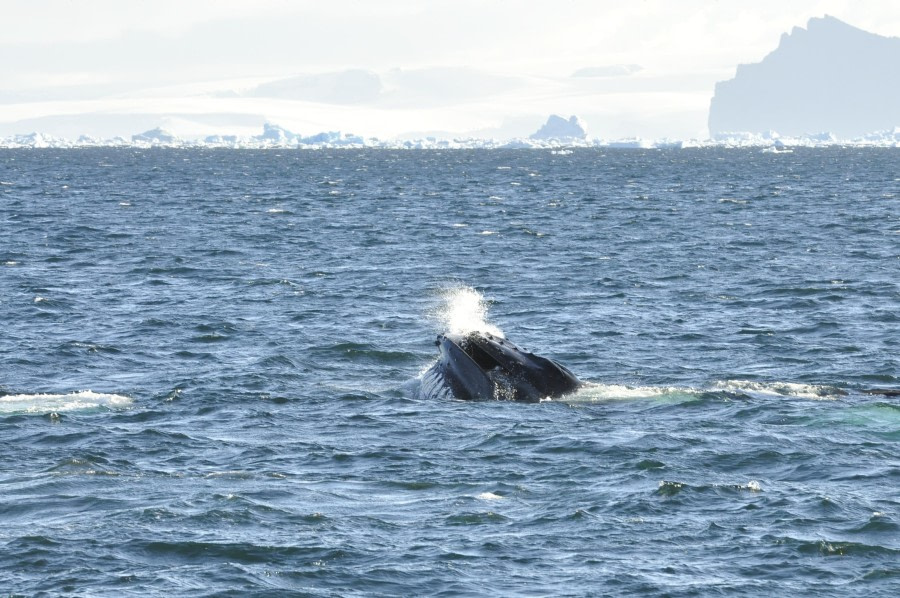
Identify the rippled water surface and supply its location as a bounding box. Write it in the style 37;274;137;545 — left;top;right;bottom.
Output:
1;148;899;596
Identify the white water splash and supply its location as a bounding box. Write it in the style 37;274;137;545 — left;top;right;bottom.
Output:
433;286;505;337
0;390;133;414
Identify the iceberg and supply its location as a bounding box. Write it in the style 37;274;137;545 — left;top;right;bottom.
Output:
15;132;53;149
709;15;900;138
132;127;179;145
300;131;340;144
529;115;588;142
255;122;295;143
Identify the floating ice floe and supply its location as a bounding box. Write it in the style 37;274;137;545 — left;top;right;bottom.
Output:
2;123;899;150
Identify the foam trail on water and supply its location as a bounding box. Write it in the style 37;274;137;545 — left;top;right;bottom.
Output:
562;380;847;404
0;390;134;414
713;380;845;400
561;383;700;404
433;286;504;337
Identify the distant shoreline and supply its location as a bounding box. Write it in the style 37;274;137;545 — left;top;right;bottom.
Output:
2;134;899;150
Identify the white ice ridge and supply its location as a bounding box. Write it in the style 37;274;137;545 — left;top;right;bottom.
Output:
0;390;134;414
3;125;900;150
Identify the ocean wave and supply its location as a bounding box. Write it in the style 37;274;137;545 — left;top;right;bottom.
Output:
0;390;133;414
657;479;762;497
768;535;900;558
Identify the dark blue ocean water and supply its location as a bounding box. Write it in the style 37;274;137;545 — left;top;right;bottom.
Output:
1;147;898;596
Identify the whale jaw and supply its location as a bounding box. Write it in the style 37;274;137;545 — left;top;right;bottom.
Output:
423;331;581;402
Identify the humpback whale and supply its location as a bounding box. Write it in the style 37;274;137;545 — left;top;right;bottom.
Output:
420;331;582;402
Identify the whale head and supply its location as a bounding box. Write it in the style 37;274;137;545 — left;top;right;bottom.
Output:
432;331;581;402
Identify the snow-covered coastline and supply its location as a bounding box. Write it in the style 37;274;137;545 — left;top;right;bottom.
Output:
3;124;899;150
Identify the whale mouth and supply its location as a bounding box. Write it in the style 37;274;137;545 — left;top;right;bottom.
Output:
453;333;508;372
432;331;582;402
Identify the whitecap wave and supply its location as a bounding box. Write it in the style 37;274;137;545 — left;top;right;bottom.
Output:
0;390;134;414
477;492;504;501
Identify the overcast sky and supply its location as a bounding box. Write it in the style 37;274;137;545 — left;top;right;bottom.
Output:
3;0;900;139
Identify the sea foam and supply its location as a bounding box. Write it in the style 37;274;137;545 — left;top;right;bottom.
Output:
713;380;845;400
